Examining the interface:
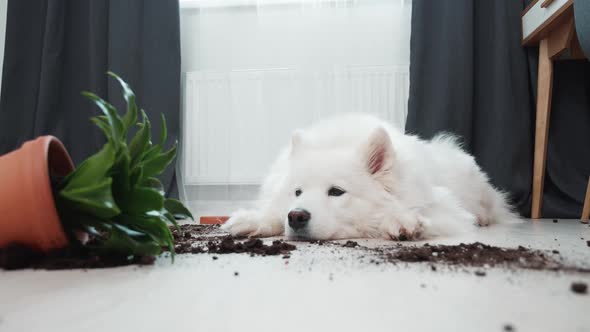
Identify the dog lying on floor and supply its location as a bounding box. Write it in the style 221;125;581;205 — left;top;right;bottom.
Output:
222;114;518;240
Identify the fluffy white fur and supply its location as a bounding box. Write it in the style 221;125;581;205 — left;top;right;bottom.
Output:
222;113;518;240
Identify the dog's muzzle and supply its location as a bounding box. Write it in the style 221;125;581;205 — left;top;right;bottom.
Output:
288;208;311;230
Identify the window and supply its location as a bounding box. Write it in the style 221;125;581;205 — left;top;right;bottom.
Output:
179;0;412;217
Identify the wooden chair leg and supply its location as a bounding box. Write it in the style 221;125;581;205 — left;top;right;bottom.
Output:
531;39;554;219
582;177;590;222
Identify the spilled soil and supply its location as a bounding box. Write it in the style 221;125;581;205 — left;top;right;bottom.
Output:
0;244;155;270
571;282;588;294
373;242;567;270
0;224;296;270
171;224;296;256
1;224;588;273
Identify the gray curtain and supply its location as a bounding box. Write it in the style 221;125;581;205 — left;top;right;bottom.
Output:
406;0;590;218
0;0;181;197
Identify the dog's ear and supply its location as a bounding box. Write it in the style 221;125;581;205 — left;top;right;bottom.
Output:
290;130;304;156
364;127;394;177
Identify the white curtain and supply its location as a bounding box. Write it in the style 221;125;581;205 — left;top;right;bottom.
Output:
179;0;412;217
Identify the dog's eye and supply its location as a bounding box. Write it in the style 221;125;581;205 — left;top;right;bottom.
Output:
328;186;346;197
295;189;302;197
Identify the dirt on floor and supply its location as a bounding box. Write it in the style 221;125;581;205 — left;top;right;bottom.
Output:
171;224;297;256
374;242;566;270
1;224;588;272
0;244;155;270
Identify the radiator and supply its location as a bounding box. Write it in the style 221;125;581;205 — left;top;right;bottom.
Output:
182;65;409;185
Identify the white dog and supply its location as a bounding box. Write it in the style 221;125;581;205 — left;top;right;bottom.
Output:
222;113;517;240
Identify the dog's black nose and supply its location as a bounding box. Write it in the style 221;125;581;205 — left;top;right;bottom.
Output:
288;208;311;230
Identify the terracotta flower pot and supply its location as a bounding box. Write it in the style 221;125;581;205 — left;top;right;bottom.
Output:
0;136;75;251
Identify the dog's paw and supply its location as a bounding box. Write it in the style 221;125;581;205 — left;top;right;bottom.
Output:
382;213;427;241
221;209;284;238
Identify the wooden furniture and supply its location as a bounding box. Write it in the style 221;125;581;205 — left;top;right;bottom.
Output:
200;216;229;224
583;177;590;221
522;0;589;220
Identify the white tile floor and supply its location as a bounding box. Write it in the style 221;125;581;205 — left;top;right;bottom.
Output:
1;219;589;332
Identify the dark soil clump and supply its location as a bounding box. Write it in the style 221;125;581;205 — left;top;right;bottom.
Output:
474;270;486;277
172;224;227;242
342;240;359;248
0;243;153;270
373;242;572;271
571;282;588;294
174;236;296;256
212;238;296;256
171;224;296;256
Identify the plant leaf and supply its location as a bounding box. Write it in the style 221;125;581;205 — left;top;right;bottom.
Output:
115;214;174;259
100;224;162;256
58;209;113;240
142;177;164;195
117;214;172;243
111;151;132;200
129;110;151;163
59;73;183;262
163;210;180;232
81;91;125;144
140;145;162;163
129;166;144;188
164;198;194;220
90;116;112;141
62;142;115;190
107;71;138;131
121;187;164;215
159;113;167;145
59;178;121;219
140;142;178;179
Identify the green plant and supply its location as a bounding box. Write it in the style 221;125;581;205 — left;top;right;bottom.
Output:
54;72;193;260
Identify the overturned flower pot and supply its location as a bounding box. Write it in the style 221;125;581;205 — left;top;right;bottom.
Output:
0;72;193;270
0;136;74;252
